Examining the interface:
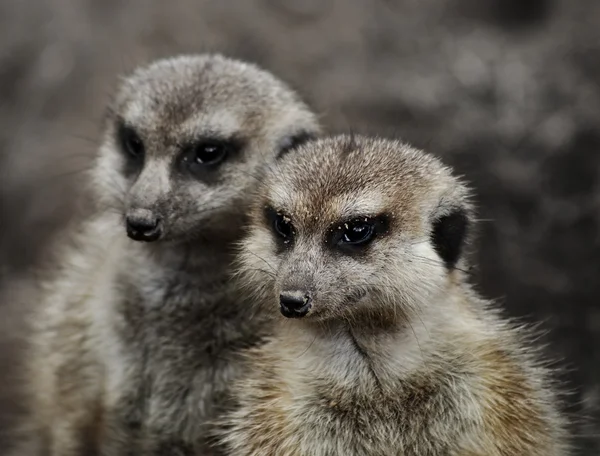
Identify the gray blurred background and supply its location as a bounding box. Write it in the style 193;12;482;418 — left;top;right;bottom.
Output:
0;0;599;453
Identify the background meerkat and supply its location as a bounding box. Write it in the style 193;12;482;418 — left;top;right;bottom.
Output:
216;135;571;456
14;54;320;456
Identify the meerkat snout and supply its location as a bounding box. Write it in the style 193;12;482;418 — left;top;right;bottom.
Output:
125;208;162;242
279;290;312;318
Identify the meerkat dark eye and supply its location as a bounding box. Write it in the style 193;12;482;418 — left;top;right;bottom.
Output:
340;221;375;246
192;141;228;166
274;214;294;241
264;206;295;248
328;215;388;254
118;124;144;159
180;138;241;178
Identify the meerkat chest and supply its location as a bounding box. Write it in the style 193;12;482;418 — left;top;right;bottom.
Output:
235;338;477;456
301;383;452;454
102;262;261;450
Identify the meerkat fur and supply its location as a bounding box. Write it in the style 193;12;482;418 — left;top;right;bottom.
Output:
14;54;320;456
216;135;571;456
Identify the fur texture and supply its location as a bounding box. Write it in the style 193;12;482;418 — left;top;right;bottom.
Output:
14;54;320;455
216;135;571;456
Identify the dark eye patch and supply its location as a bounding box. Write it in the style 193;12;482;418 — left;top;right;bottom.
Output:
327;214;389;255
264;205;295;252
116;120;145;175
276;131;317;159
340;221;375;245
178;136;244;181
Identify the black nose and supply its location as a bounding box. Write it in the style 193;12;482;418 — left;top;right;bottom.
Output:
279;291;312;318
126;209;162;242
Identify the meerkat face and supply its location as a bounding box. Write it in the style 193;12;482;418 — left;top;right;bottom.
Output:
240;135;472;323
92;54;319;242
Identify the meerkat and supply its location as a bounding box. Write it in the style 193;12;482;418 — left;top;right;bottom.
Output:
14;54;320;456
215;135;571;456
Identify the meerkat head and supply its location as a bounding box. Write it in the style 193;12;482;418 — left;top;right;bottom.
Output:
92;54;319;243
240;135;473;324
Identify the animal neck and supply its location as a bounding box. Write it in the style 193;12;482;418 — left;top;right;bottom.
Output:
274;315;430;394
137;221;244;277
98;204;246;276
274;292;472;394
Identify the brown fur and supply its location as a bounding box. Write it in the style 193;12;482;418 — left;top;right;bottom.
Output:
215;135;571;455
12;54;319;455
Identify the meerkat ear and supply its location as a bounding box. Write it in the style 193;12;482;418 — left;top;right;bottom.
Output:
277;131;317;159
431;208;469;269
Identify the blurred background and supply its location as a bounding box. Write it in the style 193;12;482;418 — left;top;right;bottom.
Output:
0;0;598;453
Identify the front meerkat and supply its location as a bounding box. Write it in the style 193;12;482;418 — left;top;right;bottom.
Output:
16;54;319;455
217;135;571;455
